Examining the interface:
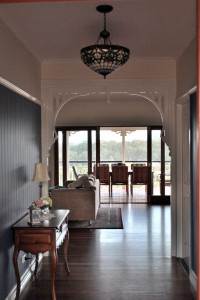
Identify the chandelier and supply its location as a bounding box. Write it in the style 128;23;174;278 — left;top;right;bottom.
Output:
80;5;130;79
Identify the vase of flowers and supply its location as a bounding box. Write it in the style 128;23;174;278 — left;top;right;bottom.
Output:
34;196;52;215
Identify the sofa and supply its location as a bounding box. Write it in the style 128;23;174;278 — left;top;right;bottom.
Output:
50;174;100;221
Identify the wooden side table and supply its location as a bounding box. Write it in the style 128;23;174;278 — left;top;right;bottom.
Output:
12;209;70;300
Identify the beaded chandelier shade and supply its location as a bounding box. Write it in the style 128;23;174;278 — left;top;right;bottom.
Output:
80;5;130;79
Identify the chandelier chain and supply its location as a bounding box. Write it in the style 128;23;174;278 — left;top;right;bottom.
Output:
104;13;106;31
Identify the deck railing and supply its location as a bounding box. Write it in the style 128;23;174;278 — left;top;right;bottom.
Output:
60;160;169;179
58;160;171;196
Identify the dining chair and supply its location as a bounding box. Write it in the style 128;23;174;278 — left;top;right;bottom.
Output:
130;166;148;196
99;165;110;195
111;165;129;196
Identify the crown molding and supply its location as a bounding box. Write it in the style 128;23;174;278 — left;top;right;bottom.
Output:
0;77;41;105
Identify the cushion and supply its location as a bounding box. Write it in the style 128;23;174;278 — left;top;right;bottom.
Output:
68;174;88;189
82;180;93;189
82;174;96;189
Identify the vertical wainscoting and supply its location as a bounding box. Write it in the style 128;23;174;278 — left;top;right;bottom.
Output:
0;84;41;300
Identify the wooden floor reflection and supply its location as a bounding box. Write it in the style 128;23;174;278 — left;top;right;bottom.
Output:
101;185;148;203
19;202;196;300
100;185;171;204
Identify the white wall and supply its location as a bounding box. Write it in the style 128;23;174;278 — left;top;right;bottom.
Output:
0;19;41;99
176;38;197;98
41;58;176;80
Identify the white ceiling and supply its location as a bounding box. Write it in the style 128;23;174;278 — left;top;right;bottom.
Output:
0;0;196;62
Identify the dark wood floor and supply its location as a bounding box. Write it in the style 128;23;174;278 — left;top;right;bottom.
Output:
19;203;196;300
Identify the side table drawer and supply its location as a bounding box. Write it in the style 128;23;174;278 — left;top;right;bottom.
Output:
19;233;51;245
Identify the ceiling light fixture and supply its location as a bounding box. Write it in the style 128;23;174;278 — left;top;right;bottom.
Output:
80;5;130;79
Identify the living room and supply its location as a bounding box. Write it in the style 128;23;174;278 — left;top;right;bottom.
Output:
0;0;197;299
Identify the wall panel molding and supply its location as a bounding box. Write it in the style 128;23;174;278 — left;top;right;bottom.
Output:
0;83;41;299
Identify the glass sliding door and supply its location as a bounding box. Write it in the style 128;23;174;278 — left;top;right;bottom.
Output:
55;126;171;202
55;127;97;185
165;144;171;196
125;128;148;201
68;130;88;180
100;129;122;166
100;127;148;169
92;130;96;174
151;129;161;195
125;128;147;169
150;127;171;203
58;131;63;186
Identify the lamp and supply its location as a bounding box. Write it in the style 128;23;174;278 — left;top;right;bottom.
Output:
80;5;130;79
32;163;50;197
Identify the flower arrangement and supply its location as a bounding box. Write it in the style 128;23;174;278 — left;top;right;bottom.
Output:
35;196;52;210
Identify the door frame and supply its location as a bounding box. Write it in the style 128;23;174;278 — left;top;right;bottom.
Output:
55;126;98;184
55;126;169;199
149;126;171;204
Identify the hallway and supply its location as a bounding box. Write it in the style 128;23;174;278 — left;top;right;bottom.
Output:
19;204;196;300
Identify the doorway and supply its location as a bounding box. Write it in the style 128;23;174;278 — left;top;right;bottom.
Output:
54;126;171;203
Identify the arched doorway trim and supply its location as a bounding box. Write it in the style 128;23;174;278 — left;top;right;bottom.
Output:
41;78;176;161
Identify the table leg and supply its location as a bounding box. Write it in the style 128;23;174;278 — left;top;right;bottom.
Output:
63;231;70;274
13;248;20;300
51;249;57;300
34;254;39;280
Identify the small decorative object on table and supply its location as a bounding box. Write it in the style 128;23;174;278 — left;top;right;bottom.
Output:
28;203;41;225
34;196;52;215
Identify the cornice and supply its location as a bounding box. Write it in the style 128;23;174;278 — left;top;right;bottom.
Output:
0;77;41;105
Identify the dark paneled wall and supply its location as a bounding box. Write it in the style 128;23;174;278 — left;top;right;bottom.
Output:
0;84;41;300
190;92;197;275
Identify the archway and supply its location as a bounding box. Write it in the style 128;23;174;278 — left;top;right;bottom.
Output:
55;93;163;127
49;92;170;202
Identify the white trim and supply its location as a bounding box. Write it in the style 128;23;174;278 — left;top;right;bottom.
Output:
0;77;41;105
41;78;176;154
175;86;198;291
5;254;43;300
176;98;191;257
190;269;197;292
176;86;197;104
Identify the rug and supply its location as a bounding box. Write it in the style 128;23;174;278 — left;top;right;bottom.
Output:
68;207;123;229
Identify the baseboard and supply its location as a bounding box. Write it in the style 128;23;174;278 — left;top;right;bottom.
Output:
177;257;189;275
190;269;197;292
177;258;197;293
5;254;43;300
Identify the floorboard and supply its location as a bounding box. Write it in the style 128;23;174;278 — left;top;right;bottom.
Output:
19;202;196;300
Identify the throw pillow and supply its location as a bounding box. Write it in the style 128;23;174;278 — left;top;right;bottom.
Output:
82;180;93;189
